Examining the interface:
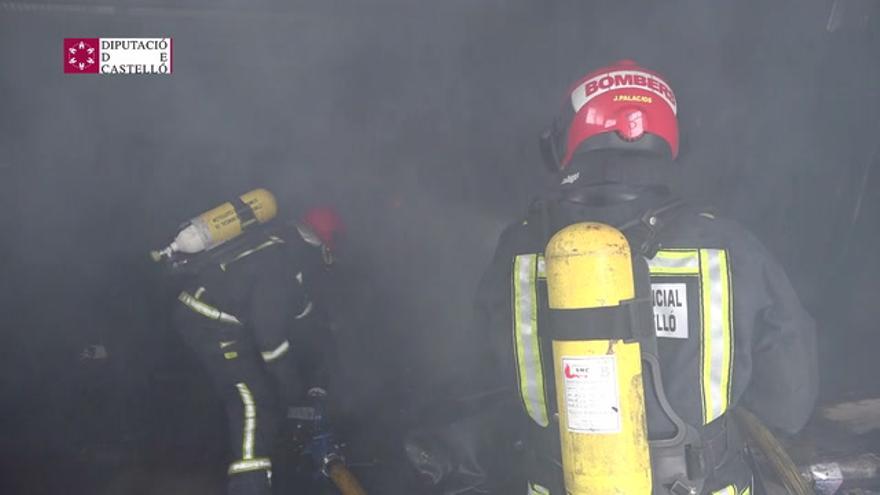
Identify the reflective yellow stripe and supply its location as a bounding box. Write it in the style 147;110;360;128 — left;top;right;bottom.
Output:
741;486;751;495
648;249;733;424
178;291;242;325
261;340;290;362
647;249;700;275
220;236;284;271
527;482;551;495
235;383;256;459
228;457;272;474
700;248;733;424
513;254;549;427
711;485;736;495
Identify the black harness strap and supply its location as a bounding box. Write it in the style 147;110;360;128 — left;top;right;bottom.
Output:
232;196;259;229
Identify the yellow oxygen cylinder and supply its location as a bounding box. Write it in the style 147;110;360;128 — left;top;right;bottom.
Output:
544;222;652;495
151;188;278;261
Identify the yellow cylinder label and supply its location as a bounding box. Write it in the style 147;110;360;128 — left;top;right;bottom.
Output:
198;188;278;248
545;223;634;309
553;340;652;495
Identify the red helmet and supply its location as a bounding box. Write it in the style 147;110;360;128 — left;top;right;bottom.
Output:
540;60;679;170
300;206;344;251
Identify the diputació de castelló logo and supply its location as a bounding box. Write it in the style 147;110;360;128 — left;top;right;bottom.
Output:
64;38;172;75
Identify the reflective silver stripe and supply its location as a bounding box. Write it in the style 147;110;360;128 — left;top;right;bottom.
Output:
294;301;313;319
528;482;551;495
235;383;256;459
220;236;284;271
178;292;242;325
261;340;290;362
513;254;549;427
536;255;546;278
700;249;732;423
296;224;322;247
193;286;206;299
647;249;700;274
228;457;272;475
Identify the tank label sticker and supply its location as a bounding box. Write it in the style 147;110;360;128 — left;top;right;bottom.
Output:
652;283;689;339
561;355;621;434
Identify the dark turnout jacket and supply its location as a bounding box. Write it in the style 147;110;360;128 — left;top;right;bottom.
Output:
473;181;818;493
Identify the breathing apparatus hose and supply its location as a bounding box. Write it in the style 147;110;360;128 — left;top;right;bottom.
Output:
733;408;814;495
327;460;368;495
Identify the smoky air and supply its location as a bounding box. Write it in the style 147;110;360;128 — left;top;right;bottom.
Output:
0;1;878;494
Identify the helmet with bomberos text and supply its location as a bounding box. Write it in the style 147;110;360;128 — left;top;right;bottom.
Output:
540;59;679;171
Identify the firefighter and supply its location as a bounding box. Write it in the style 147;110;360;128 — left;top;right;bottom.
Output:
164;194;344;495
474;60;818;494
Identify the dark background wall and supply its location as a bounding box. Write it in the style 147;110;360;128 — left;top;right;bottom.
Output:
0;0;878;492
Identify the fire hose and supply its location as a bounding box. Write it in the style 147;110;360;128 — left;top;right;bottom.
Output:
327;460;368;495
734;408;814;495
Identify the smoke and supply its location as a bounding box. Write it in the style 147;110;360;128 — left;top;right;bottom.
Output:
1;0;879;492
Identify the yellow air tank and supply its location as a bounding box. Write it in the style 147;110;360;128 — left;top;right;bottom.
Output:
544;222;652;495
152;188;277;261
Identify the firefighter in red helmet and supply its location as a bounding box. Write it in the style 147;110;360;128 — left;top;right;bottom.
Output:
164;195;347;495
474;60;818;494
289;205;345;398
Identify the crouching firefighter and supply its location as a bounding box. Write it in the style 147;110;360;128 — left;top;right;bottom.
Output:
473;60;818;494
152;190;347;495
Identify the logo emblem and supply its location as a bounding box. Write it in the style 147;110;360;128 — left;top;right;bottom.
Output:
64;38;100;73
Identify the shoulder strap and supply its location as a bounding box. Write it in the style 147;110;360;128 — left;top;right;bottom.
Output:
525;195;695;258
616;198;688;258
